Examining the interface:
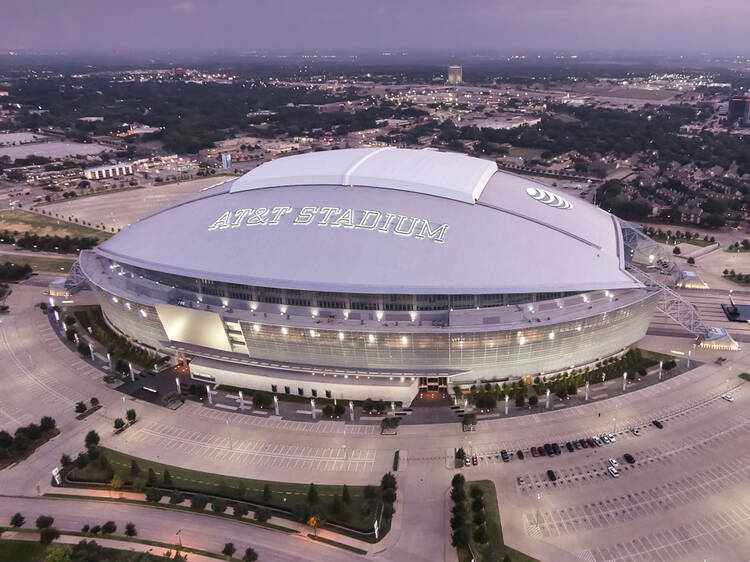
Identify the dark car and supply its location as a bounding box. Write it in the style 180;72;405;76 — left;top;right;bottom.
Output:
544;443;554;456
565;441;574;452
587;438;597;448
624;453;636;464
574;440;582;450
501;450;510;462
517;450;524;460
579;439;589;449
539;445;547;456
652;420;664;429
546;469;557;482
531;447;539;457
552;443;561;456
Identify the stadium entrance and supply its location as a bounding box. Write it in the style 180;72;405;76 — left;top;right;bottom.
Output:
418;376;448;395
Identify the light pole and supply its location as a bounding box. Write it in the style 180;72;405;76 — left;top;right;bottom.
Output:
176;529;183;549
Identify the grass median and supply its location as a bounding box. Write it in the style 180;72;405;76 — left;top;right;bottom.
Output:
65;447;385;538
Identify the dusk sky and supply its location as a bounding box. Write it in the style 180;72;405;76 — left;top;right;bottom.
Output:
2;0;750;54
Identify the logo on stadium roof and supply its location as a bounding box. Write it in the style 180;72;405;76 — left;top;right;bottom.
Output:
526;187;572;210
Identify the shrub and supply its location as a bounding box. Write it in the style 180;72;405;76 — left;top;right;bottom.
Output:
243;547;258;562
39;527;60;545
254;507;271;523
113;418;125;430
145;489;163;503
101;521;116;534
191;494;209;510
84;430;100;449
125;522;137;537
75;402;87;414
126;409;136;423
233;503;249;517
10;512;24;527
90;525;101;534
90;397;99;407
528;394;539;406
169;491;186;505
222;543;236;557
211;499;227;513
75;453;89;469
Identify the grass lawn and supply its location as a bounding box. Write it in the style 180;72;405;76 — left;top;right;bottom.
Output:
0;540;47;562
649;234;714;248
740;372;750;383
457;480;538;562
67;447;384;534
0;536;184;561
0;253;75;273
0;209;110;241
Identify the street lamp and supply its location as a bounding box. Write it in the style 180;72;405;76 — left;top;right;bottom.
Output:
176;529;183;548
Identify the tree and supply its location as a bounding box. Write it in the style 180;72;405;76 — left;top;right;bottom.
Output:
451;473;465;488
162;469;174;487
243;547;259;562
60;454;72;468
125;522;137;537
254;507;271;523
81;524;89;533
0;430;11;449
474;524;489;544
84;430;100;449
687;256;695;264
90;397;99;408
101;520;116;534
262;483;272;502
36;515;54;529
381;472;397;491
673;246;681;255
147;468;157;485
455;447;466;460
75;453;89;469
130;459;140;477
40;416;56;432
114;418;125;430
222;543;236;557
331;493;341;514
75;402;87;414
382;488;396;504
126;409;136;423
39;527;60;545
307;483;319;505
342;484;351;505
528;394;539;407
10;512;25;527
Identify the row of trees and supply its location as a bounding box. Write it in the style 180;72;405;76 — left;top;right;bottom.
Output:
8;231;99;253
450;473;489;547
465;349;667;410
0;415;57;465
0;261;32;282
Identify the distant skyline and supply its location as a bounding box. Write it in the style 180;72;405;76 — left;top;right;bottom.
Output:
3;0;750;55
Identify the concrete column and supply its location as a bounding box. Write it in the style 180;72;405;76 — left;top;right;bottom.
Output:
310;398;316;420
128;361;134;382
601;373;605;383
622;372;627;392
349;401;354;421
687;350;691;369
175;376;181;395
658;360;663;380
504;394;509;416
238;390;244;410
545;388;550;409
107;352;112;371
585;381;589;401
206;384;212;405
53;310;60;323
273;394;279;416
391;401;395;413
73;333;79;345
463;398;468;410
88;343;94;360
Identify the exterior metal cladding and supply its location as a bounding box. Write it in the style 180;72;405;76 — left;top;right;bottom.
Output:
79;148;658;404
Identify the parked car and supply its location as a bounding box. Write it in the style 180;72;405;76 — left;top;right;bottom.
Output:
586;438;597;448
544;443;554;456
531;447;539;457
574;440;582;450
593;436;603;446
501;450;510;462
623;453;636;464
552;443;561;456
539;445;547;456
471;455;478;466
547;469;557;482
607;466;620;478
601;435;611;444
465;457;471;467
565;441;574;452
517;476;525;485
607;433;616;442
652;420;664;429
517;450;524;460
579;438;589;449
608;458;619;468
722;394;735;402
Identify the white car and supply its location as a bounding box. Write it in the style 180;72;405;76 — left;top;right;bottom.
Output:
593;436;603;446
608;458;619;468
601;435;611;444
607;433;616;442
722;394;735;402
607;466;620;478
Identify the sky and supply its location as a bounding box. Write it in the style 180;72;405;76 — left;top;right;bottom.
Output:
2;0;750;55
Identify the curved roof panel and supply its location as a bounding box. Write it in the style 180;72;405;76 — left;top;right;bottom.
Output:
95;149;641;295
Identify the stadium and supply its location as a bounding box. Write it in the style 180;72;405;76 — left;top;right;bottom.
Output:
77;147;660;404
